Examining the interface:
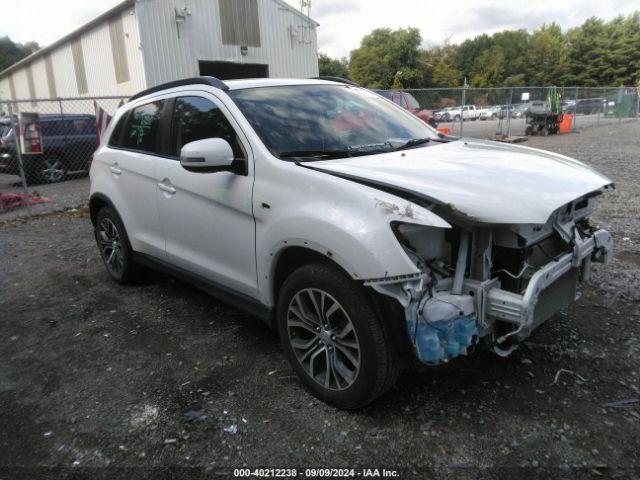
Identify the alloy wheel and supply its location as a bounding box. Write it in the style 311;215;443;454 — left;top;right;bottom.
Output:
287;288;361;391
41;159;65;182
98;218;124;276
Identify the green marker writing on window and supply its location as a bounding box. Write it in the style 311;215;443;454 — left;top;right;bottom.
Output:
129;113;154;146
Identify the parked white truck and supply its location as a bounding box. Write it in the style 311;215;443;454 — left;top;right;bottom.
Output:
446;105;479;121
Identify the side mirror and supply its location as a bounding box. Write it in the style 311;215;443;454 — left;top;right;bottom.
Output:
180;138;236;173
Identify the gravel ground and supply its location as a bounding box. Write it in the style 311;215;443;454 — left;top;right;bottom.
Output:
1;121;639;479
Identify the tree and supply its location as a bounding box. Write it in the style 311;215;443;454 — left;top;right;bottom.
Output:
470;47;506;87
0;36;40;71
336;13;639;88
318;53;349;78
452;29;531;87
349;28;423;88
527;24;568;85
564;18;608;86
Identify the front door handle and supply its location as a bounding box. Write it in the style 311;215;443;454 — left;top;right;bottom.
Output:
158;182;176;194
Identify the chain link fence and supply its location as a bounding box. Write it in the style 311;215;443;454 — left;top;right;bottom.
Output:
0;86;638;219
0;96;127;218
385;86;639;138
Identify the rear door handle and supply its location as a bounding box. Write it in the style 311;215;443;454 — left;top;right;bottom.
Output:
110;164;122;175
158;183;176;194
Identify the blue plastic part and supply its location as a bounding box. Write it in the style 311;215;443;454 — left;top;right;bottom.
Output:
407;314;479;364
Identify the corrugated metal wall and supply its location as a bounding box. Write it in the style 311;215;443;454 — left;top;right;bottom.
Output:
0;0;318;102
136;0;318;87
79;7;146;96
0;7;146;102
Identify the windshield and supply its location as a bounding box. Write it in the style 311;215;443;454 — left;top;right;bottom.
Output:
229;85;440;160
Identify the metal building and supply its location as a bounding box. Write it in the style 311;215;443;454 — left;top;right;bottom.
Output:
0;0;319;101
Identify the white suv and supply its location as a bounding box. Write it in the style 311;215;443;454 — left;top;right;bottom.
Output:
90;77;613;409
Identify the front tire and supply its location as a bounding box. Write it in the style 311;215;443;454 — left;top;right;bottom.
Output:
94;206;140;284
277;262;400;409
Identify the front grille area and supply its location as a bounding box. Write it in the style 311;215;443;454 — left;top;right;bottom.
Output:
491;232;573;295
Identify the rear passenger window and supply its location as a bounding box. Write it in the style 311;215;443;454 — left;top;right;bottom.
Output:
170;96;244;159
120;101;165;154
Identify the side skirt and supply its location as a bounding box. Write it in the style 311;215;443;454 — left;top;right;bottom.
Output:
132;252;274;325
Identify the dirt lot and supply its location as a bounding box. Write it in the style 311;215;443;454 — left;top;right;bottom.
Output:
1;122;639;479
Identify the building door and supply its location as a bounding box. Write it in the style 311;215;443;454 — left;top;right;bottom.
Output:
199;61;269;80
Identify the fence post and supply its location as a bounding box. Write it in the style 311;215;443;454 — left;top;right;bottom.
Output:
8;102;32;216
506;88;513;137
572;87;578;133
460;83;466;137
596;88;601;126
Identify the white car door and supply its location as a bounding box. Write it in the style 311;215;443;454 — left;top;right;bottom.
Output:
154;93;258;298
101;100;166;259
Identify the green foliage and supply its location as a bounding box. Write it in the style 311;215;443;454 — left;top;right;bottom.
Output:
349;28;423;88
318;53;349;78
320;13;640;88
0;36;39;71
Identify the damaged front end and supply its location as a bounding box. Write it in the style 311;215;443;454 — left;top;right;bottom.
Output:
366;194;613;364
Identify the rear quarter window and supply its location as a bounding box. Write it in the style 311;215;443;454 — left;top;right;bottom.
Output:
118;101;165;154
108;113;127;147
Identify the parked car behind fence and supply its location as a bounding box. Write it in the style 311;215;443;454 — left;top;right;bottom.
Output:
375;90;437;127
0;114;97;184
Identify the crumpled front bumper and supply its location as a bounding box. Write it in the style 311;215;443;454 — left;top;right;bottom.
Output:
485;228;612;350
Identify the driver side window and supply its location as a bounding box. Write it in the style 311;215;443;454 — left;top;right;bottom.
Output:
169;96;244;159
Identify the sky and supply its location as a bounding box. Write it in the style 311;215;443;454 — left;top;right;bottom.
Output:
1;0;638;58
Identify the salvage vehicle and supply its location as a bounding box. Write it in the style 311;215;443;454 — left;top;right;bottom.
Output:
374;90;437;127
444;105;479;122
478;106;500;120
434;107;453;122
0;114;97;184
90;77;613;409
510;103;529;119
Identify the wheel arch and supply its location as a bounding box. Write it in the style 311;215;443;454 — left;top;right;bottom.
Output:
89;192;116;226
269;245;415;364
271;246;352;310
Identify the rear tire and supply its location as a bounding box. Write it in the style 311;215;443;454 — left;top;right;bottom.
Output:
37;156;67;184
94;206;140;284
277;262;400;409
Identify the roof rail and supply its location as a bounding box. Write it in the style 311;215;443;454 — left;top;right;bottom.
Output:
129;76;229;102
311;76;360;87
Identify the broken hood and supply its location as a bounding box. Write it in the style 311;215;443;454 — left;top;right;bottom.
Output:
307;139;613;224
